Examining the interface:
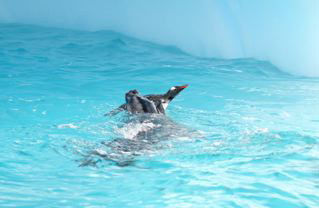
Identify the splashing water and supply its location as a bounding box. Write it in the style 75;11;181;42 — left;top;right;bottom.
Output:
0;24;318;208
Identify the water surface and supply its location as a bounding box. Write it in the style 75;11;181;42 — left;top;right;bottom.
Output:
0;24;318;208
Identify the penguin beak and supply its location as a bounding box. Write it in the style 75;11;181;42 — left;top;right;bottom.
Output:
177;84;188;90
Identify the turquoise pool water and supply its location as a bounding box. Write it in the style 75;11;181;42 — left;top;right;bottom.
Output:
0;23;318;207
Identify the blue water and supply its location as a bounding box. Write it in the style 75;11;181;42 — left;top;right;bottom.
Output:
0;23;318;207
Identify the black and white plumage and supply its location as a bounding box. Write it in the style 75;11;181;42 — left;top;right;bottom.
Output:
105;85;188;116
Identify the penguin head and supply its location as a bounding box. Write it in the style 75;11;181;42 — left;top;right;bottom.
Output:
164;84;188;102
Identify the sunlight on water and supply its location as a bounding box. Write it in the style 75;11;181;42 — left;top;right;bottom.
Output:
0;24;318;208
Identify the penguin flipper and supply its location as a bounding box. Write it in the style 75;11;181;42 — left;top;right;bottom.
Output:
136;96;158;113
104;104;127;116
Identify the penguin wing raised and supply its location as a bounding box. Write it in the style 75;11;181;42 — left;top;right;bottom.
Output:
105;95;164;116
145;94;166;114
135;95;159;113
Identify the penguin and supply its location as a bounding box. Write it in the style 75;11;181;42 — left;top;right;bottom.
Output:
105;84;188;116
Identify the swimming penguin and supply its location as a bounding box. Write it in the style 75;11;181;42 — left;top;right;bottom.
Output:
105;84;188;116
77;84;193;167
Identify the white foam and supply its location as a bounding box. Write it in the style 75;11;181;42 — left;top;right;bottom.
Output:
57;123;79;129
115;121;159;139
